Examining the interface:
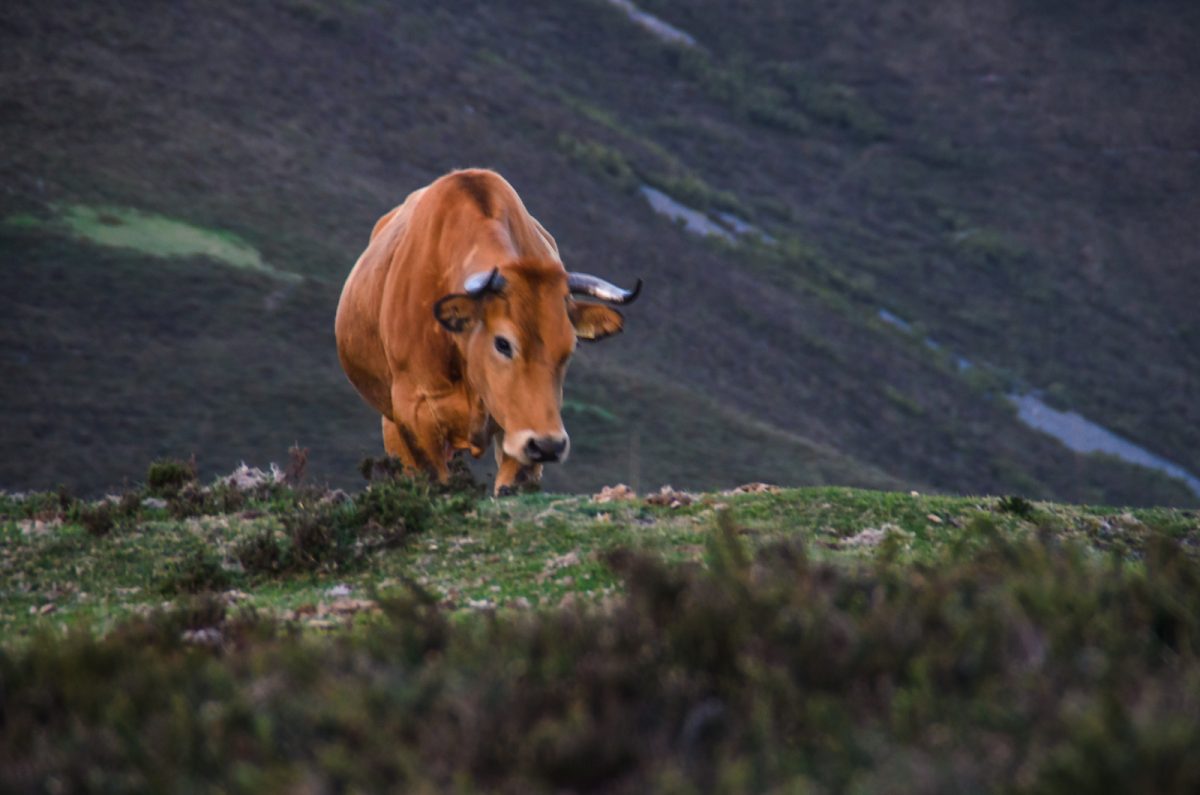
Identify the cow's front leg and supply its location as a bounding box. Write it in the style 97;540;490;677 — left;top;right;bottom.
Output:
381;416;422;472
391;385;451;483
493;430;542;496
494;457;542;496
383;413;448;482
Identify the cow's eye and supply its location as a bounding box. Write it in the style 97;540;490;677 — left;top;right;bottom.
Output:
494;336;514;358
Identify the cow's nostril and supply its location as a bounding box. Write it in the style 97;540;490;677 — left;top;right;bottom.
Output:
526;436;567;462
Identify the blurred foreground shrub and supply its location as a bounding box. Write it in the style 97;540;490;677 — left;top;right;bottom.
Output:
3;522;1199;793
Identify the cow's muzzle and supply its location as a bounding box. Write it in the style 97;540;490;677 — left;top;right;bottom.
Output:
524;435;569;464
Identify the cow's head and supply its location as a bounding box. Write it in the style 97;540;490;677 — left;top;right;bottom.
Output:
434;260;640;465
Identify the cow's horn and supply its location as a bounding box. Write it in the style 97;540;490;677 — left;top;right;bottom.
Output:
568;273;643;304
464;267;506;296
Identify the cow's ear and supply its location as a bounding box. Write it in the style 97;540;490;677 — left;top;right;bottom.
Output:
570;303;624;341
434;294;481;333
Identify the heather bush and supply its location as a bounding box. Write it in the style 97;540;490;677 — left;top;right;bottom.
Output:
5;523;1199;792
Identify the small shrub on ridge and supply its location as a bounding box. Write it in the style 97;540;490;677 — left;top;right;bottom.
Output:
146;458;197;497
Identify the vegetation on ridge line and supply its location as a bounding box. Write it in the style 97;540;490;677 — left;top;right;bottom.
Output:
3;455;1198;639
3;496;1200;792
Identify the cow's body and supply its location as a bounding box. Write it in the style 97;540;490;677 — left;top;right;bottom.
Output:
335;169;633;494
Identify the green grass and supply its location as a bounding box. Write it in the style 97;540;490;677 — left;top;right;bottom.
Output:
5;476;1197;641
555;133;640;193
3;472;1200;792
7;204;298;279
562;397;620;423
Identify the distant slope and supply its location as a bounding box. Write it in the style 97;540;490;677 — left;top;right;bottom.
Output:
1;0;1196;504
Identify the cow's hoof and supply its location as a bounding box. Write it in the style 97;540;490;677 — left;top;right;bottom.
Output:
495;485;517;498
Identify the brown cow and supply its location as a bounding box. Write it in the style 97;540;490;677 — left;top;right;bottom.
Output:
335;169;640;495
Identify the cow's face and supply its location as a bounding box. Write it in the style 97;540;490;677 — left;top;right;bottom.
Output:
435;261;624;465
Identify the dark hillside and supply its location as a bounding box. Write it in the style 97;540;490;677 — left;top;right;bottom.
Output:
634;0;1200;464
1;0;1196;504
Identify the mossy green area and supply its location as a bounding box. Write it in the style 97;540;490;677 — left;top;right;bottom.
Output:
6;204;295;278
3;463;1199;791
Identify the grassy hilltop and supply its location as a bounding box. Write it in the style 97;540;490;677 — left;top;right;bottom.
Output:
3;462;1200;791
2;0;1198;504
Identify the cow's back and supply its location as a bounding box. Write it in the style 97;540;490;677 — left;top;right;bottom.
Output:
335;170;560;419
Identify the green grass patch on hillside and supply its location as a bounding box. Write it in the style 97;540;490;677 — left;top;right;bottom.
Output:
562;398;619;424
2;479;1199;792
670;48;888;141
555;133;640;193
5;204;296;278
